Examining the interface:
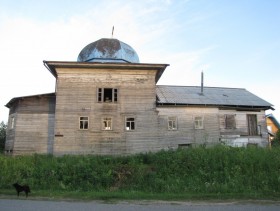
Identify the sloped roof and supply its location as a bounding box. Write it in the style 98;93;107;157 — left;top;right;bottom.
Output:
266;113;280;129
5;93;55;108
156;85;273;110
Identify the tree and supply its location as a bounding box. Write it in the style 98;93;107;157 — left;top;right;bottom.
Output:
0;121;7;152
272;129;280;147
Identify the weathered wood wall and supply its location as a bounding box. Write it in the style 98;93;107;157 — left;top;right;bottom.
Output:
5;65;270;155
219;109;268;147
5;95;55;155
53;68;160;155
266;117;279;134
157;106;221;149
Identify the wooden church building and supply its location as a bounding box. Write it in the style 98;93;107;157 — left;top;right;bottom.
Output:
5;38;274;155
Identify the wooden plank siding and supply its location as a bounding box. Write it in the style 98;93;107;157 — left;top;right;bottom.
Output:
53;67;160;155
5;63;270;155
5;95;55;155
156;107;221;149
219;109;268;147
266;117;279;134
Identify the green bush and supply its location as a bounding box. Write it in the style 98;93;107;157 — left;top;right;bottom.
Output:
0;122;7;152
272;129;280;147
1;146;280;196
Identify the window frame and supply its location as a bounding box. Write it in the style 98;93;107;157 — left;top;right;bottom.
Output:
97;88;118;103
102;117;113;130
125;117;135;131
168;116;178;130
9;116;15;130
194;116;204;129
79;116;89;130
225;114;236;129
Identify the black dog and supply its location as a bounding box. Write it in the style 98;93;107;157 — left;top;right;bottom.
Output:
13;183;31;197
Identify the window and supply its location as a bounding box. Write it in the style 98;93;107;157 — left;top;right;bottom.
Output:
98;88;118;103
125;117;135;131
194;116;204;129
247;114;258;135
225;114;236;129
178;144;192;149
10;116;15;129
168;117;177;130
79;116;89;130
102;117;112;130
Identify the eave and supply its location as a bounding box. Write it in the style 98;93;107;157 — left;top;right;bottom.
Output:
5;93;56;108
156;102;273;111
43;61;169;83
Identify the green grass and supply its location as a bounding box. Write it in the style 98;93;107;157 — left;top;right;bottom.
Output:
2;189;280;201
1;146;280;201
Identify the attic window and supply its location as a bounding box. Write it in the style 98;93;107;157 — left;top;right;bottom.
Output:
225;115;236;129
98;88;118;103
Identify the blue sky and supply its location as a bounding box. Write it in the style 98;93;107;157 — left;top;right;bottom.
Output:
0;0;279;122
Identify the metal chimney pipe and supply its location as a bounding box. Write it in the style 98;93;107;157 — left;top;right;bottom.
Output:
201;71;204;95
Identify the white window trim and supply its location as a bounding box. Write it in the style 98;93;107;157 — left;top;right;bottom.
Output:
79;116;89;130
194;116;204;129
125;116;136;131
10;116;15;129
168;116;178;130
97;88;118;103
102;117;113;130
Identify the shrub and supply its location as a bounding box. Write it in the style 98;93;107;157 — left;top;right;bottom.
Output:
0;121;7;152
272;129;280;147
1;146;280;196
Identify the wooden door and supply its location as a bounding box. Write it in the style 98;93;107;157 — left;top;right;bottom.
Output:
247;114;258;136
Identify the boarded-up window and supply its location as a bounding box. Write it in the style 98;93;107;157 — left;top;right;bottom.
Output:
194;116;204;129
168;117;177;130
247;114;258;136
79;117;89;130
225;115;236;129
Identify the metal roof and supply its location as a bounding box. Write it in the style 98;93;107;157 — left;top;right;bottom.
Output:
77;38;140;63
156;85;273;109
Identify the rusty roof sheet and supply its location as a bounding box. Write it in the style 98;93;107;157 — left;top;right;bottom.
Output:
156;85;273;109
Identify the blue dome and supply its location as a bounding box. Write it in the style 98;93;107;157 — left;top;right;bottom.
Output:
77;38;139;63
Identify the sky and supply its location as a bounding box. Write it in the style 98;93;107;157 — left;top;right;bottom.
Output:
0;0;279;123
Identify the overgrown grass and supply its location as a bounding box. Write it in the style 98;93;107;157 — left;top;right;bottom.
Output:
1;146;280;200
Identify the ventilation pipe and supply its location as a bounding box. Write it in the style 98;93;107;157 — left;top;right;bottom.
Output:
201;71;204;95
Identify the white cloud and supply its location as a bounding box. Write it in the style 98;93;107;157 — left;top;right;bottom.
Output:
0;2;182;121
0;0;279;122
